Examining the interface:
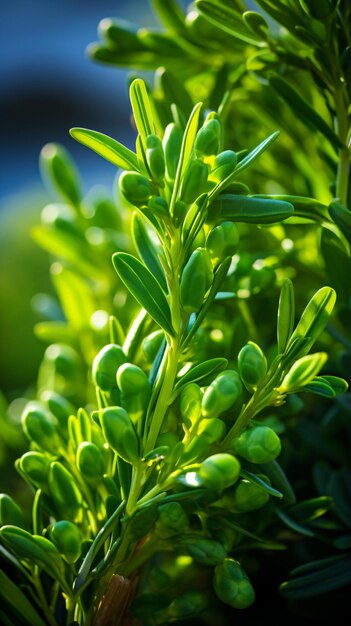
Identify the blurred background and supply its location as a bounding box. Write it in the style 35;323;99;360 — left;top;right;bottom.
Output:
0;0;155;397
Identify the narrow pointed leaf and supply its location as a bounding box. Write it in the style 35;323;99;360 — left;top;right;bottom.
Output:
288;287;336;355
132;214;167;292
0;571;47;626
175;357;228;390
70;128;139;170
130;78;155;139
113;253;175;336
277;279;295;353
268;75;344;150
197;1;263;45
171;102;203;209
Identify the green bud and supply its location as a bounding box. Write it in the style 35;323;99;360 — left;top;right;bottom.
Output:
280;353;328;392
180;248;213;313
117;363;151;422
195;119;221;157
229;476;270;512
180;383;203;428
0;495;25;528
163;123;183;181
180;159;209;205
92;344;127;392
50;520;82;564
19;452;51;488
185;538;226;565
234;426;281;464
206;221;239;264
148;195;169;217
208;150;237;184
40;143;81;206
49;462;83;521
238;341;267;390
198;454;241;490
198;418;226;443
168;591;207;619
119;171;153;206
21;402;60;454
214;558;255;609
76;442;105;484
146;134;165;183
154;502;188;538
142;330;164;363
202;370;243;419
117;363;149;395
100;406;139;464
41;391;75;434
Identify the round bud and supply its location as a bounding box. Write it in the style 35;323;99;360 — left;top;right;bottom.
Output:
198;418;226;444
198;453;241;490
116;363;149;395
119;171;153;206
222;475;270;512
92;344;127;391
142;330;164;363
195;118;221;157
180;248;213;313
50;520;82;564
214;558;255;609
202;370;243;419
206;221;239;264
100;406;139;464
185;538;226;565
234;426;281;464
238;341;267;390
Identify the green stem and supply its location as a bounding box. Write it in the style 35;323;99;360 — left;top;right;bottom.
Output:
334;86;350;206
33;569;57;626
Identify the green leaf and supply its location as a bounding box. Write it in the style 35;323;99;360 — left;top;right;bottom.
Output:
288;287;336;355
329;200;351;243
130;78;155;139
197;1;263;45
240;470;283;499
175;358;228;390
112;253;175;336
321;229;351;307
258;195;330;224
287;496;333;523
51;265;96;332
281;352;328;392
150;0;187;32
157;68;194;120
0;571;47;626
275;508;315;537
277;279;295;353
257;460;296;507
268;75;344;150
280;554;351;598
40;143;81;206
70;127;139;170
303;377;336;397
132;214;167;292
212;195;294;224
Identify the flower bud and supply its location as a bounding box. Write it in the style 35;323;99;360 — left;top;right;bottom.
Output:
179;383;203;428
220;474;270;512
100;406;139;464
214;558;255;608
206;221;239;264
185;538;226;565
41;391;75;434
180;248;213;313
21;402;60;454
202;370;243;419
19;452;51;489
117;363;151;422
154;502;188;538
76;442;105;484
163;123;182;181
198;453;241;490
234;426;281;464
180;159;209;205
119;171;153;206
146;134;165;184
195;119;221;157
50;520;82;564
49;462;83;521
198;418;226;444
0;495;25;528
238;341;267;390
208;150;237;184
142;330;164;363
92;344;127;392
